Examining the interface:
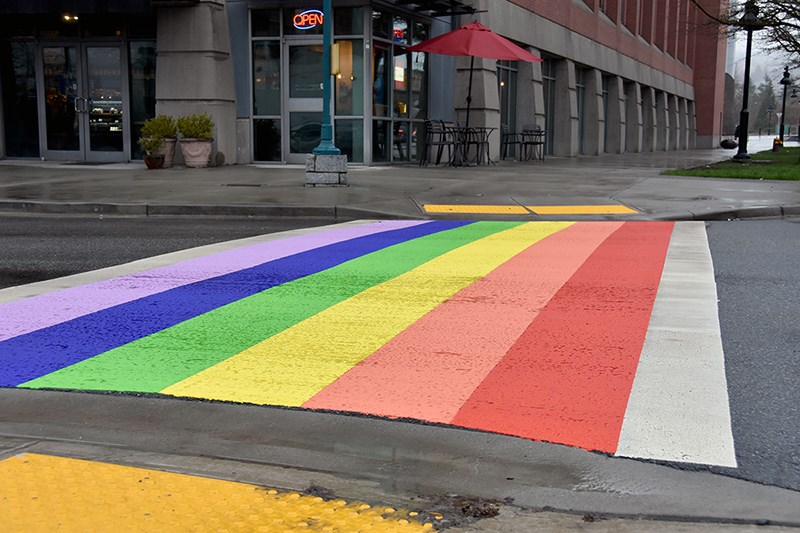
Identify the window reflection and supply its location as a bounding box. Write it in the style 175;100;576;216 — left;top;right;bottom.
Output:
253;42;281;115
393;49;408;118
334;40;363;116
372;45;389;117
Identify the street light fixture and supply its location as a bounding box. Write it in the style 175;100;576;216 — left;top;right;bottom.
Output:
779;66;791;142
734;0;764;160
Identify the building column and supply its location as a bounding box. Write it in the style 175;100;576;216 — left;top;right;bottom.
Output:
688;100;697;148
554;59;578;157
606;76;625;154
680;97;691;150
625;82;643;153
642;86;657;152
156;0;237;165
455;56;501;159
582;69;604;155
669;94;681;150
655;90;669;151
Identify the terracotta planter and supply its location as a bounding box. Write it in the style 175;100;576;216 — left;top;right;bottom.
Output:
143;154;165;170
157;138;177;168
179;138;213;168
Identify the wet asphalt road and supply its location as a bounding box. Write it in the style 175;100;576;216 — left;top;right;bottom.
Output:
0;215;798;492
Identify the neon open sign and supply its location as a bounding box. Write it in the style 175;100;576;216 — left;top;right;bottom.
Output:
293;9;324;30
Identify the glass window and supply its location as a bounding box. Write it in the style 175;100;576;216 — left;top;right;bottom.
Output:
285;7;324;36
0;41;39;157
412;21;429;45
129;41;157;160
335;7;364;35
372;120;390;162
392;16;409;45
254;118;281;161
372;10;391;40
251;9;280;37
335;119;364;163
42;46;79;151
290;112;321;154
393;49;408;118
289;45;323;99
253;42;281;116
497;60;518;156
372;45;390;117
393;121;410;161
335;40;364;116
410;51;427;119
82;15;124;38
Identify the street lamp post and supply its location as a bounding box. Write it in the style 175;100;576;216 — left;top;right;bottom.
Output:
779;66;791;142
734;0;763;160
313;0;340;156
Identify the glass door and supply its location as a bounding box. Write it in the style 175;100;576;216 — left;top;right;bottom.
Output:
39;43;128;162
285;41;323;164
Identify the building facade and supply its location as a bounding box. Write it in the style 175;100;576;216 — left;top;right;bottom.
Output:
0;0;727;165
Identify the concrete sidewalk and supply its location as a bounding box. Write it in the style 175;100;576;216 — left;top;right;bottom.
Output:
1;138;798;221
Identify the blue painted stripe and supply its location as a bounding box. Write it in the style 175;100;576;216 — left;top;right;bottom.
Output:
0;221;471;387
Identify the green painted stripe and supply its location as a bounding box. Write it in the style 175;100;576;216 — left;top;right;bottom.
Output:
23;222;521;393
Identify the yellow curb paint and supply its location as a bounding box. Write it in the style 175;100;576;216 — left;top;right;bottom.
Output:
423;204;530;215
163;222;572;406
527;205;639;215
1;453;432;532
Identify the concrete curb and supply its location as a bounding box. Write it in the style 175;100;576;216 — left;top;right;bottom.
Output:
0;199;798;221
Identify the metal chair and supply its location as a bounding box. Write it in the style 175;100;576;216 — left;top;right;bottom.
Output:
520;124;546;161
420;119;456;166
500;124;522;160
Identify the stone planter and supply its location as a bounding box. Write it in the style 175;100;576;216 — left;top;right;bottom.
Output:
157;138;177;168
179;138;213;168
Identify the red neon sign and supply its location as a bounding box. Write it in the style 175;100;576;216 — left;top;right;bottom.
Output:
293;9;324;30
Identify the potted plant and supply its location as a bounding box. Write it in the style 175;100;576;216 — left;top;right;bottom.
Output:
138;135;165;169
140;115;177;167
177;113;214;168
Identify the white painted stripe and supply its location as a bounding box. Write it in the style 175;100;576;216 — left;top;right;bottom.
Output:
0;220;377;304
616;221;737;467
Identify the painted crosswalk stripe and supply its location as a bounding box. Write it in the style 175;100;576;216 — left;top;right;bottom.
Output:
615;222;737;467
0;220;425;340
162;222;566;406
451;222;674;453
3;221;468;387
21;222;491;392
303;222;623;421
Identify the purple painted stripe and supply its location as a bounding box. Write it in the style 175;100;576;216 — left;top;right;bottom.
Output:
0;221;426;342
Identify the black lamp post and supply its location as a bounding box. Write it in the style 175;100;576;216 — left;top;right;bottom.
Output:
793;88;799;141
779;66;791;142
734;0;763;160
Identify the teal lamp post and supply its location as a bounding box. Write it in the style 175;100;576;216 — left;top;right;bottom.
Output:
306;0;347;186
313;0;340;156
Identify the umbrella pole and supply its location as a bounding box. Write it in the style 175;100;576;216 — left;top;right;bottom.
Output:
466;55;474;130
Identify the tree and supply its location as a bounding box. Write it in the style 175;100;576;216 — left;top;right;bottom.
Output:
690;1;800;66
751;74;777;132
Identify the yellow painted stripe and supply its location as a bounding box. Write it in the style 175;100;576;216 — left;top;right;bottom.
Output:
163;222;573;406
527;205;639;215
423;204;530;214
1;453;432;531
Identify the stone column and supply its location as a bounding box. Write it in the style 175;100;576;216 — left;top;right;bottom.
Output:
688;100;697;148
554;59;578;157
680;98;691;150
655;91;669;151
605;76;625;154
455;56;501;160
582;69;604;156
642;86;657;152
669;94;681;150
156;0;237;166
625;82;643;153
530;50;546;130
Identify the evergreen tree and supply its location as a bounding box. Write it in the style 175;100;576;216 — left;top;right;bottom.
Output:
751;74;777;132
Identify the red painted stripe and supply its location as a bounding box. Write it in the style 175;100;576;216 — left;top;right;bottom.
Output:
450;222;675;453
303;222;624;421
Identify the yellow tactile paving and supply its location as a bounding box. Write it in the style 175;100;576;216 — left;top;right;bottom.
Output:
0;453;433;533
422;204;530;215
526;205;639;215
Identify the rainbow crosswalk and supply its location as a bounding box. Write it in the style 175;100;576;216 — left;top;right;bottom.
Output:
0;220;736;467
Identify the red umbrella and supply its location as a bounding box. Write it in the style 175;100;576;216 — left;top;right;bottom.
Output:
409;22;542;129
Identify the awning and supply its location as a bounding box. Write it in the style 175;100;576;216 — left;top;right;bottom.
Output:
247;1;476;17
0;1;153;14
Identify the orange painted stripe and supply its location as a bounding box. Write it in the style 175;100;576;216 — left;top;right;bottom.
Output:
451;222;674;453
303;222;625;422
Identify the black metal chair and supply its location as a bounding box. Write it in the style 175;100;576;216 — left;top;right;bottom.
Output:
419;119;456;166
520;124;546;161
501;124;522;160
